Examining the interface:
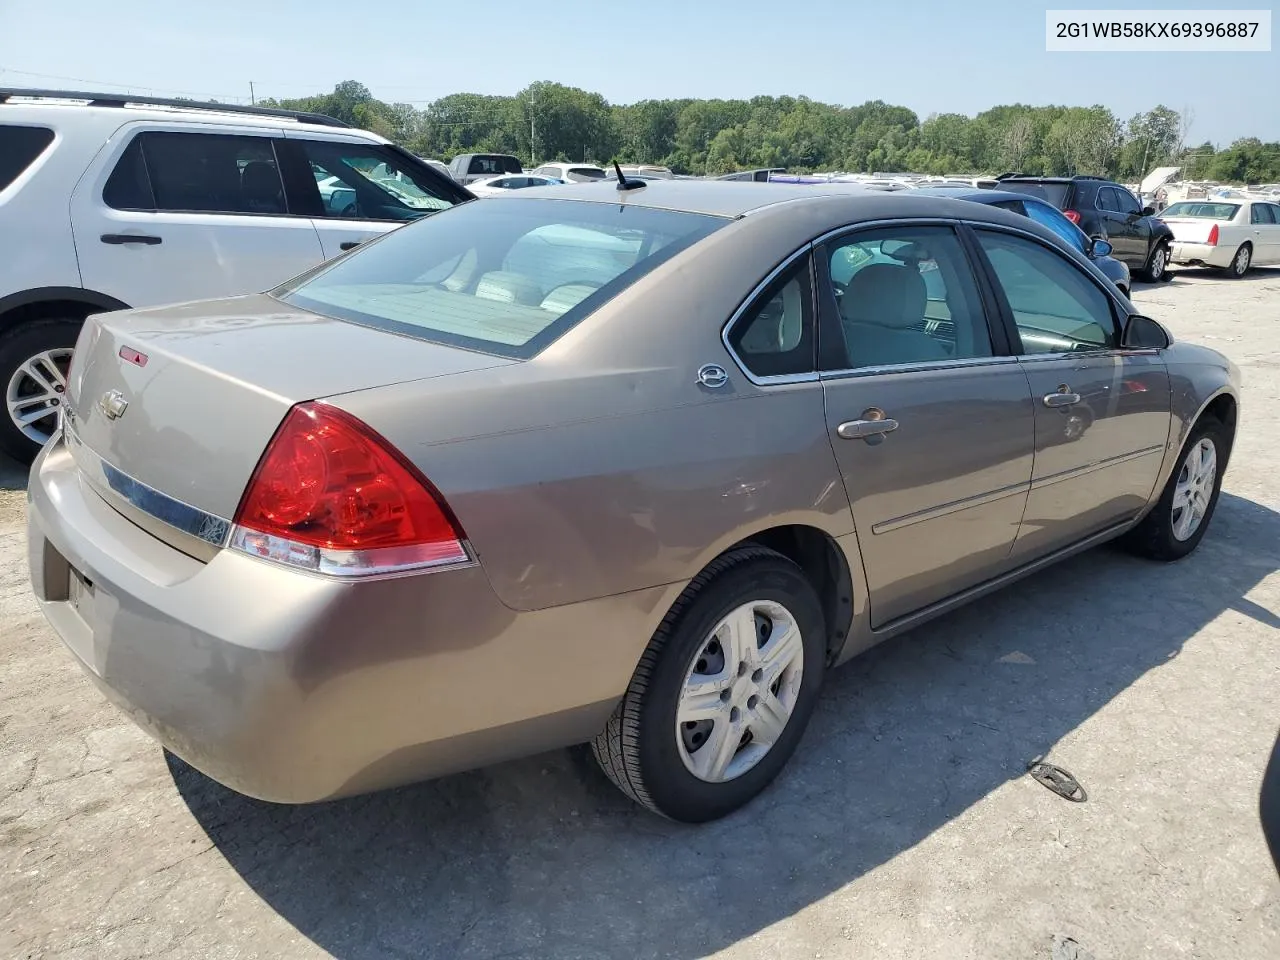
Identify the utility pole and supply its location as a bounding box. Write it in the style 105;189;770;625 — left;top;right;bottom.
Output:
530;98;536;166
249;81;256;106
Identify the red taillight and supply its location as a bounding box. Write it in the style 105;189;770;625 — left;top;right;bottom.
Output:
1207;224;1219;246
231;402;468;576
1063;209;1081;224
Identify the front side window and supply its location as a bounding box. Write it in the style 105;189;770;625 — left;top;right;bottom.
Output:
0;124;55;193
1096;188;1120;213
824;226;993;369
276;198;724;359
300;140;456;222
976;230;1119;355
1022;199;1087;254
726;256;815;378
1114;188;1142;215
115;132;285;215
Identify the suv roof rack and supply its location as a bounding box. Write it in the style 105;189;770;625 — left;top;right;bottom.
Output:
0;88;350;128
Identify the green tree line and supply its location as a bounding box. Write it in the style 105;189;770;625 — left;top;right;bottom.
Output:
260;81;1280;183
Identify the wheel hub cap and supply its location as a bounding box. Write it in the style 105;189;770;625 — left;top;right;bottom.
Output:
1171;437;1217;542
676;600;804;783
6;348;74;445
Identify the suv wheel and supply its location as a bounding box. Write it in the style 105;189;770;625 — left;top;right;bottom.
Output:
0;319;82;463
1142;242;1169;282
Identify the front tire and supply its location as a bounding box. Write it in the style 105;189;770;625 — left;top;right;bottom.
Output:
0;319;81;463
1227;243;1252;279
592;546;826;822
1122;416;1228;561
1141;242;1169;282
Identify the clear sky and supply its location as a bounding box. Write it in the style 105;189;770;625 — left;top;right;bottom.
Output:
1;0;1275;145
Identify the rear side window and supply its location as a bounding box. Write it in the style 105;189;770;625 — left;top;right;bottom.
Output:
107;132;287;215
1251;204;1276;225
1022;199;1087;254
726;256;815;378
276;198;724;359
0;125;55;192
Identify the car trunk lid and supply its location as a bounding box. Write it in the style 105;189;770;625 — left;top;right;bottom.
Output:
1159;217;1223;243
65;294;514;550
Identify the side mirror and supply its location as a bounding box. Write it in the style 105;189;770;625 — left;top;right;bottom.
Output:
1142;205;1155;216
1122;314;1170;349
1090;237;1114;258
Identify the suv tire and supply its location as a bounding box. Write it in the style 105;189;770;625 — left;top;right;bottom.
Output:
1141;242;1169;282
0;318;81;463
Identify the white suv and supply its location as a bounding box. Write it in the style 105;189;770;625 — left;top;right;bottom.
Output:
0;89;472;461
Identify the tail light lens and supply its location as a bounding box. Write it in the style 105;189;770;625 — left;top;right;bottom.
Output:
1063;209;1082;224
230;402;469;577
1207;224;1219;246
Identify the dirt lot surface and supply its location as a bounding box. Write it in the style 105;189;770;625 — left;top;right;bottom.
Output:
2;268;1278;960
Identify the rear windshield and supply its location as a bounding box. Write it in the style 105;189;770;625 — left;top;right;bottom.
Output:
566;167;607;182
276;198;725;359
0;125;55;192
468;155;522;175
997;181;1070;208
1159;202;1239;219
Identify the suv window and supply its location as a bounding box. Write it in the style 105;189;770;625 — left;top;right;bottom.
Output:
278;198;724;360
298;140;455;222
1251;204;1276;225
824;225;993;369
468;155;521;176
997;180;1070;208
113;132;287;215
1096;188;1120;213
0;124;55;192
1114;188;1142;215
976;230;1119;354
727;257;815;378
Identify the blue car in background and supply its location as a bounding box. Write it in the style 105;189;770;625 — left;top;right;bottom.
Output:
913;187;1132;297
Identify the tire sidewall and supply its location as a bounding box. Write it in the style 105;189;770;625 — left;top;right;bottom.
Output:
1232;244;1251;277
634;558;826;822
0;319;82;463
1147;243;1168;281
1150;419;1228;558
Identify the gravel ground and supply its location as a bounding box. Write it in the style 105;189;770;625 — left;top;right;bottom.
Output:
1;267;1278;960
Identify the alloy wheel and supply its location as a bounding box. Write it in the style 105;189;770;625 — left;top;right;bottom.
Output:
676;600;805;783
1234;246;1251;276
6;348;73;445
1171;437;1217;542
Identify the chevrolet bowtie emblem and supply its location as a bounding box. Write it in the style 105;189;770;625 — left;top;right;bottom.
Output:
99;389;129;421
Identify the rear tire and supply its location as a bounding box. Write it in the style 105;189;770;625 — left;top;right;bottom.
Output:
1227;243;1252;279
1121;416;1228;561
0;318;82;464
592;546;826;822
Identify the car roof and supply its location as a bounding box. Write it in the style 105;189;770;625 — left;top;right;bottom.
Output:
495;179;1047;223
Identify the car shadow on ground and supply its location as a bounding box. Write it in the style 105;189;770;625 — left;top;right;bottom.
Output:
0;455;28;491
1134;266;1280;292
158;492;1274;958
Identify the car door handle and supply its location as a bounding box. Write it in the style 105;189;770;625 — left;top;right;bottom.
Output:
1043;390;1081;408
339;241;363;251
837;417;899;440
101;233;162;245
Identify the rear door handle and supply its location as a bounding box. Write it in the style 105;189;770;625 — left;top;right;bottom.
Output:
339;241;363;251
1043;391;1081;408
101;233;162;245
837;417;899;440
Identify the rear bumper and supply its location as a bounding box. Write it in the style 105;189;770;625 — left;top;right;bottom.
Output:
1169;241;1233;268
27;440;665;802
